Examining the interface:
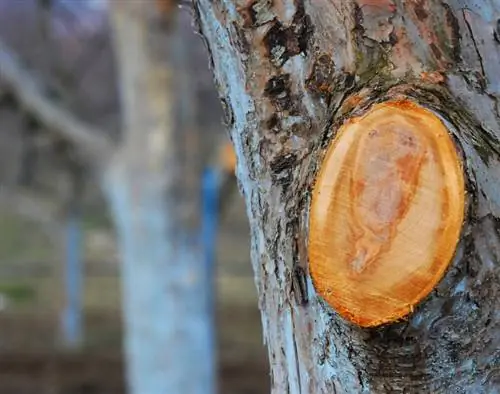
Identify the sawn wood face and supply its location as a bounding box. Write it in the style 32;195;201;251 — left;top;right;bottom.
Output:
309;100;465;327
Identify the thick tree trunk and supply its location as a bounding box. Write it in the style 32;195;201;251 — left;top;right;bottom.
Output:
106;3;214;394
194;0;500;392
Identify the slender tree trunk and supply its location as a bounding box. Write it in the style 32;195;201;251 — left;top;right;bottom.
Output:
194;0;500;392
106;3;215;393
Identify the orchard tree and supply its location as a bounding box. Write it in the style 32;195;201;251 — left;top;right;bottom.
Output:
106;3;215;394
194;0;500;392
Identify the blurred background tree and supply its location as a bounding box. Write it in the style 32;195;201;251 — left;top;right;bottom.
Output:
0;0;268;393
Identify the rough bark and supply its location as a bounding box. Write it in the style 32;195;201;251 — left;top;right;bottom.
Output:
194;0;500;392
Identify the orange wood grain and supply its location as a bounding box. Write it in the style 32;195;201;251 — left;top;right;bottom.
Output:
309;100;465;327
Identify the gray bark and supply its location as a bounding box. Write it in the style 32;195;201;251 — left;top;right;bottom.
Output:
194;0;500;392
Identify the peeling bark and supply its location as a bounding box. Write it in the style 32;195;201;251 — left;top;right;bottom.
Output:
194;0;500;392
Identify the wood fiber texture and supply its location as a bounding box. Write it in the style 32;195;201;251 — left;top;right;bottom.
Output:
309;101;465;327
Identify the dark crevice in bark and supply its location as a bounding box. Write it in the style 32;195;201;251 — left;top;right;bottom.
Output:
442;3;461;63
263;1;312;67
266;113;280;130
462;9;487;87
494;19;500;44
219;96;235;128
239;0;275;28
264;74;295;113
289;308;303;394
291;265;308;305
230;21;251;59
414;0;429;21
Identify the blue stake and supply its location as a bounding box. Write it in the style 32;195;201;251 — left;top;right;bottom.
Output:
201;167;220;393
61;204;83;349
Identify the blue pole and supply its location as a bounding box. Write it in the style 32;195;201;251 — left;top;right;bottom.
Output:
201;167;220;393
61;204;83;349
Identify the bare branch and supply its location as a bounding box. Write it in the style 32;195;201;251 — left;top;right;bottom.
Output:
0;39;115;161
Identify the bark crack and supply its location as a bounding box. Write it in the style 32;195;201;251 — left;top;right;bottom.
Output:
289;306;302;394
462;8;486;85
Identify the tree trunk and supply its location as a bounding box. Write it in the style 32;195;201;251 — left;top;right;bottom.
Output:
194;0;500;392
105;3;215;393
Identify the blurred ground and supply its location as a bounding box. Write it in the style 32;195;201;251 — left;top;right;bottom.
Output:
0;196;269;394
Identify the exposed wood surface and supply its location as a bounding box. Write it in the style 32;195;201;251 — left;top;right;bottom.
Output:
309;101;465;327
